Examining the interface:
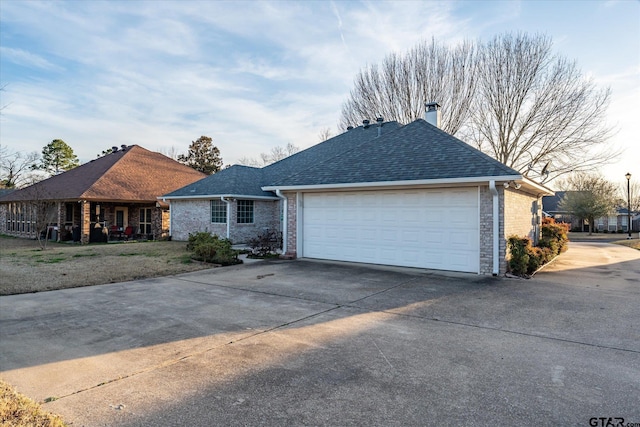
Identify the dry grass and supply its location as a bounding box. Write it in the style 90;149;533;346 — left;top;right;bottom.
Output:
0;235;214;295
612;238;640;250
0;379;67;427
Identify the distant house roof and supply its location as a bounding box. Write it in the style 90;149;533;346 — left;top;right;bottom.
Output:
265;119;520;188
542;191;568;214
0;145;206;203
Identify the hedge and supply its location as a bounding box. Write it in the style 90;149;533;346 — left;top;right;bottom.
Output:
507;218;569;276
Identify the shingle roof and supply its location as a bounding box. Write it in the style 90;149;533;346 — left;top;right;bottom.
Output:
164;165;275;198
165;121;403;198
267;119;519;187
0;145;206;203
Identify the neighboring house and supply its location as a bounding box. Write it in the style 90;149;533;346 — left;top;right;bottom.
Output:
0;145;205;243
542;191;586;231
595;207;634;233
164;105;553;275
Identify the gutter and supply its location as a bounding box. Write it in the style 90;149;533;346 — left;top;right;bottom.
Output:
489;180;500;276
220;196;232;239
262;175;521;192
275;189;287;254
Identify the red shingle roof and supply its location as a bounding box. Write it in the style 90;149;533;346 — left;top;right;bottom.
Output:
0;145;206;203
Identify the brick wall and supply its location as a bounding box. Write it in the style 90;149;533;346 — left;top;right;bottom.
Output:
478;186;495;275
284;192;297;257
503;188;541;272
170;198;281;244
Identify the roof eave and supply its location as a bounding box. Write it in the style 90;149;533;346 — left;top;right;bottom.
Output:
160;194;280;202
262;175;525;192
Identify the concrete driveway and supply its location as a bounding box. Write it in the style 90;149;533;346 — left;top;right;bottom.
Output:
1;242;639;426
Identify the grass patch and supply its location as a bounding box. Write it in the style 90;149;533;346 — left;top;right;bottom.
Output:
35;258;66;264
176;254;193;264
612;239;640;250
0;379;67;426
72;253;97;258
118;252;140;257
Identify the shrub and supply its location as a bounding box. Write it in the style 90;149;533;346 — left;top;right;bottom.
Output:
248;229;282;258
508;219;570;277
186;232;240;265
508;236;531;276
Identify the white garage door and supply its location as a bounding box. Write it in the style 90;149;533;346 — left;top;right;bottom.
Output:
302;188;479;273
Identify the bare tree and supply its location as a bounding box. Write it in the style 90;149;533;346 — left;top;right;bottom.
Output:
0;145;41;188
160;145;180;161
340;33;615;182
558;172;618;234
238;143;300;167
468;32;616;181
340;38;478;134
18;183;58;249
318;127;333;142
621;179;640;213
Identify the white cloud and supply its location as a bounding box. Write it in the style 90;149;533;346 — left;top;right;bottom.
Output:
0;47;63;71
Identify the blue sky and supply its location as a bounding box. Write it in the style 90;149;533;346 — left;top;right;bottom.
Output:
0;0;638;186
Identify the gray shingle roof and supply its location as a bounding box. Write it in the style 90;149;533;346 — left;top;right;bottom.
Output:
163;165;274;198
165;119;527;198
266;119;520;187
166;121;403;198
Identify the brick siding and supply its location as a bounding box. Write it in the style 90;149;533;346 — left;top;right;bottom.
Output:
170;198;281;244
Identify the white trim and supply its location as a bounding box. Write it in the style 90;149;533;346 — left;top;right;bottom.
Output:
161;194;280;201
489;180;500;276
220;196;232;239
263;175;522;192
519;177;555;196
275;190;287;254
296;192;302;257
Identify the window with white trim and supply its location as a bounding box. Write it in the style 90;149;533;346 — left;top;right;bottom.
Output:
140;208;152;235
237;200;254;224
211;200;227;223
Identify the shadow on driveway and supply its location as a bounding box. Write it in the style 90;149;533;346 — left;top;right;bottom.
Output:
1;247;639;426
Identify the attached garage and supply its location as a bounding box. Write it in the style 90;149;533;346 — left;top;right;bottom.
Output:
300;187;480;273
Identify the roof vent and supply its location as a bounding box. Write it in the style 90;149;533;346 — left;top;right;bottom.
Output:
121;145;127;151
363;119;370;129
376;118;384;137
112;146;119;152
347;126;354;131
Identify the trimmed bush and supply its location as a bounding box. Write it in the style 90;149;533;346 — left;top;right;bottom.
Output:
186;232;241;265
508;218;570;277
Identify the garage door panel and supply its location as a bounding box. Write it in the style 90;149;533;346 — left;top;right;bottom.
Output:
302;188;479;273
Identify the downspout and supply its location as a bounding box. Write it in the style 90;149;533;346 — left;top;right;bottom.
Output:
275;189;287;254
220;196;232;239
489;181;500;276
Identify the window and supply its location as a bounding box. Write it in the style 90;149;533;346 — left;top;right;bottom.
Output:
237;200;254;224
140;208;152;235
211;200;227;223
65;204;74;223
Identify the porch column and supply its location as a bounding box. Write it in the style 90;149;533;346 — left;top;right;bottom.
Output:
56;202;64;242
80;200;90;244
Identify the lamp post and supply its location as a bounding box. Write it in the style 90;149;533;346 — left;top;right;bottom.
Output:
626;172;632;239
